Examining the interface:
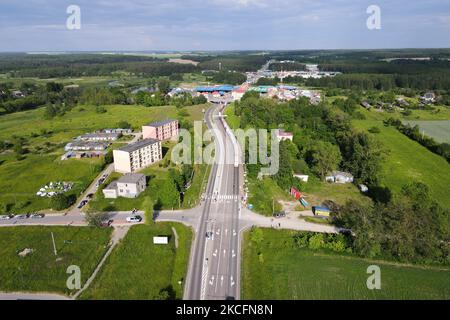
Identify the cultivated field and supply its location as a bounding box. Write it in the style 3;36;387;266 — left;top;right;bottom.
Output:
353;120;450;209
403;120;450;143
0;226;112;294
242;228;450;300
81;223;192;300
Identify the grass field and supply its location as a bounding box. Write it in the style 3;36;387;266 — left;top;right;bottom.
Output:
358;106;450;121
0;104;206;213
353;120;450;209
242;228;450;300
224;103;240;130
403;120;450;143
81;223;192;300
0;226;112;295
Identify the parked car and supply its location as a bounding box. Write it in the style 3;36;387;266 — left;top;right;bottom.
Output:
86;193;94;199
77;200;88;209
15;214;28;219
126;216;142;223
31;213;45;219
0;215;12;220
273;211;286;219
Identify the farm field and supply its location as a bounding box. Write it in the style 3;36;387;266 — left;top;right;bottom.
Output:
0;104;205;213
403;120;450;143
0;226;112;295
242;228;450;300
80;223;192;300
353;120;450;209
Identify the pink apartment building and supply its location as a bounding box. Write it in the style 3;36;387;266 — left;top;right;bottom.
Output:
142;119;179;141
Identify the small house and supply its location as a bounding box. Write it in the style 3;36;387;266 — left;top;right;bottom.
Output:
102;173;147;199
325;171;354;184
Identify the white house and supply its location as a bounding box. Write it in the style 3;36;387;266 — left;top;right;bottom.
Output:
103;173;147;199
275;129;293;142
325;171;354;184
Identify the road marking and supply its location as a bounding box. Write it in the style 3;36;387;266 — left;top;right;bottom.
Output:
209;275;215;286
213;249;217;257
233;229;236;236
223;249;226;257
220;275;224;287
230;276;235;287
232;250;236;258
225;228;228;236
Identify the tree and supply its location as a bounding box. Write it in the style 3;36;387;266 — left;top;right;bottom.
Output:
309;141;342;178
85;211;109;227
116;121;131;129
104;150;113;164
50;194;76;211
157;78;171;95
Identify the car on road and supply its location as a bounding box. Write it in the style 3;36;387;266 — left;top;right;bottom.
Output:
86;193;94;199
205;231;213;239
77;200;88;209
273;211;286;219
31;213;45;219
0;214;13;220
15;214;28;219
126;215;142;223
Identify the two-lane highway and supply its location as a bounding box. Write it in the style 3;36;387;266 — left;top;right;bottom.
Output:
185;103;241;300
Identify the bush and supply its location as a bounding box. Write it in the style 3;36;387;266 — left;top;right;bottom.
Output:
50;194;76;211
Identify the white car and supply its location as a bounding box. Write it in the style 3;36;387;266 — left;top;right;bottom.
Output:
0;215;12;220
126;215;142;223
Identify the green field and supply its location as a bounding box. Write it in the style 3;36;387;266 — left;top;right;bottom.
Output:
403;120;450;143
224;103;240;130
353;120;450;209
0;104;206;213
0;226;112;294
242;228;450;299
81;223;192;300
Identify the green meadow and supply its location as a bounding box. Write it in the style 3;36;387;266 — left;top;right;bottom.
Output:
0;226;112;294
242;228;450;300
353;119;450;209
81;223;192;300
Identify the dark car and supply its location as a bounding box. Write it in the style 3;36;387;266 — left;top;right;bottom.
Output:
273;211;286;219
86;193;94;199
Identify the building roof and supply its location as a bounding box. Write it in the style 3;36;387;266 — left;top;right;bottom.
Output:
80;132;121;139
103;181;118;191
276;129;293;137
118;138;160;153
144;119;178;127
118;173;146;184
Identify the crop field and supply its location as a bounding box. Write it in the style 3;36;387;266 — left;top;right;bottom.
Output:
353;120;450;209
0;226;112;295
242;228;450;300
0;104;205;213
81;223;192;300
403;120;450;143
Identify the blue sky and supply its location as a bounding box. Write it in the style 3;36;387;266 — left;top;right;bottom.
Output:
0;0;449;51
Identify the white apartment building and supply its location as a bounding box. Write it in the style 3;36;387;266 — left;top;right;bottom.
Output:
113;138;162;173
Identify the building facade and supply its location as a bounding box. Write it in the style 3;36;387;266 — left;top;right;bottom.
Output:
142;119;179;141
113;138;162;173
103;173;146;199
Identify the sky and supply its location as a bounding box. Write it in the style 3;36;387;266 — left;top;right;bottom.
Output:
0;0;449;51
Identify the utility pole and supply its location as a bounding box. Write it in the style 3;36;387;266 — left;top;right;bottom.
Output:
51;232;58;256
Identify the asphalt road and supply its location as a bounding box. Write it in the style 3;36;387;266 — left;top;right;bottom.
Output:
184;103;242;300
